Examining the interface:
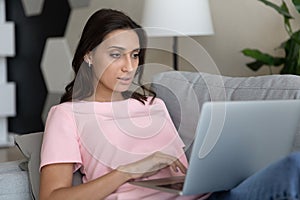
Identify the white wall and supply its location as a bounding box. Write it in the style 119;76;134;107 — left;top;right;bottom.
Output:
65;0;300;77
195;0;300;76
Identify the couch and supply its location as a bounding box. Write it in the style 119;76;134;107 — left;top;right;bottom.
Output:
3;71;300;200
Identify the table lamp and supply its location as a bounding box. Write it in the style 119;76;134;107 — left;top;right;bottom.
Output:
141;0;214;70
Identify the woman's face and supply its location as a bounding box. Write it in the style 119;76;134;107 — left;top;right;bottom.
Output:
86;29;140;101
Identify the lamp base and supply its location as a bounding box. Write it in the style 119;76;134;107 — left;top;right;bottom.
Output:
173;36;178;70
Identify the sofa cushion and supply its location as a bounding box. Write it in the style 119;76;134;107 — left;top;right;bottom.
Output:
14;132;83;200
152;71;300;157
0;169;31;200
0;160;31;200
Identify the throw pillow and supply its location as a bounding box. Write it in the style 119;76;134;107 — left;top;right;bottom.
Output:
15;132;43;200
15;132;83;200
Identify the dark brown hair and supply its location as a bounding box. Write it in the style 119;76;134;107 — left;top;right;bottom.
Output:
60;8;155;104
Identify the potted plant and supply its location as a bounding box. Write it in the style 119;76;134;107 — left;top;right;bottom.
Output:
242;0;300;75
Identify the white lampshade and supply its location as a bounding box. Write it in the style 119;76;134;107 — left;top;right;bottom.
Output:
141;0;214;37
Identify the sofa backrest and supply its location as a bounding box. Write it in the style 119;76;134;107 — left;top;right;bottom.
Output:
151;71;300;157
15;71;300;199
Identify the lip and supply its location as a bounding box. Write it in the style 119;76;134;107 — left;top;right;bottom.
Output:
117;76;133;85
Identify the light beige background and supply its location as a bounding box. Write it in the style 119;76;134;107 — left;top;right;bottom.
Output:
65;0;300;78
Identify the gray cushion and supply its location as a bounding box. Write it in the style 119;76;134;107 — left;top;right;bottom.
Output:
0;160;31;200
14;132;83;200
15;132;43;200
152;71;300;157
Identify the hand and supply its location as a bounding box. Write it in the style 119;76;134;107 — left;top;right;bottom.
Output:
117;151;187;179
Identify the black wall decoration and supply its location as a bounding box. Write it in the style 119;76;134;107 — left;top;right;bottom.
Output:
6;0;70;134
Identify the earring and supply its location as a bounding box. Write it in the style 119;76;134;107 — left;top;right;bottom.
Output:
88;61;91;68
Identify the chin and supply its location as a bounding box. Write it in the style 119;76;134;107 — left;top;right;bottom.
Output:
114;85;131;93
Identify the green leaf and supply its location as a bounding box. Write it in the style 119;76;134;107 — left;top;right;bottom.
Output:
298;49;300;66
242;0;300;75
281;1;292;34
291;30;300;45
246;61;265;71
292;0;300;13
258;0;293;18
281;32;300;74
242;49;282;65
273;57;285;66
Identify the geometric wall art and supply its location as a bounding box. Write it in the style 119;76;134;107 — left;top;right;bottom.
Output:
40;1;91;123
41;37;73;123
5;0;142;135
0;0;15;146
20;0;45;17
68;0;91;8
5;0;91;134
6;0;70;134
41;38;72;94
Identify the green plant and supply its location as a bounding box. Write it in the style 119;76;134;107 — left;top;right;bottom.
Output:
242;0;300;75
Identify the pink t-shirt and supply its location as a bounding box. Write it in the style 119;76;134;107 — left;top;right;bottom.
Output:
40;98;209;199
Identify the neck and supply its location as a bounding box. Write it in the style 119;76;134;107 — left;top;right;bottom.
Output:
96;93;124;102
85;90;124;102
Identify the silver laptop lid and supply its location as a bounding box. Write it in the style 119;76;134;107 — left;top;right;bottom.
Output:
183;100;300;195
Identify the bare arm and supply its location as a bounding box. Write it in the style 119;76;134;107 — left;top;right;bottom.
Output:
39;152;187;200
39;163;131;200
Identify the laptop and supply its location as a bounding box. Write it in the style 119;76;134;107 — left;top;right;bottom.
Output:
130;99;300;195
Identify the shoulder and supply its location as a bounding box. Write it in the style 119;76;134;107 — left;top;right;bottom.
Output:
48;102;70;113
44;103;79;137
148;97;168;110
46;102;75;122
142;97;169;113
151;97;165;104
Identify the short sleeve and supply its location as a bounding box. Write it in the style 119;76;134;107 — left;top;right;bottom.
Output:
40;104;82;172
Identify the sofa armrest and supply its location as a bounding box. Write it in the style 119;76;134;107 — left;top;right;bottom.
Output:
14;132;83;200
0;159;32;200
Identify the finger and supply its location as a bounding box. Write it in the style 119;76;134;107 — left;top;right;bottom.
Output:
157;152;177;163
173;160;187;174
170;163;179;172
154;152;186;173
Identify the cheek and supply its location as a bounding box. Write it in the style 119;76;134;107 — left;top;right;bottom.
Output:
91;49;112;77
93;59;112;80
99;66;118;85
134;59;139;69
95;68;106;81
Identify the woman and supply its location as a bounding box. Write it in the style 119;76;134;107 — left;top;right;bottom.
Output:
40;8;300;200
39;8;208;200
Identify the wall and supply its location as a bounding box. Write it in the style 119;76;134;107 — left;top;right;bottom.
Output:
66;0;300;77
5;0;300;133
195;0;300;76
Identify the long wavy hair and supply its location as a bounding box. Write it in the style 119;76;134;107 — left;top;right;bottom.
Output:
60;9;155;104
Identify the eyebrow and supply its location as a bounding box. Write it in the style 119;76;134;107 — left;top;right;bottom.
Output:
108;46;140;51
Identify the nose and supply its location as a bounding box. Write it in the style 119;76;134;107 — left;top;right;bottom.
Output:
122;54;134;72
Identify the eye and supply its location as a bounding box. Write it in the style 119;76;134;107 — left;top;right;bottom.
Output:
132;51;140;59
110;52;121;58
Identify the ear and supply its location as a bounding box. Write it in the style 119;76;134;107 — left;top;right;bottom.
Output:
84;53;92;65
